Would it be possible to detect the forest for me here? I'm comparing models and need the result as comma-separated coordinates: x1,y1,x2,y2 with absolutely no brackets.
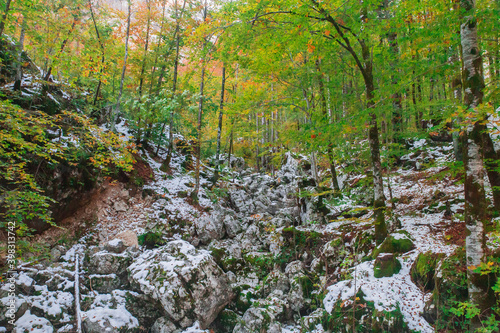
0,0,500,332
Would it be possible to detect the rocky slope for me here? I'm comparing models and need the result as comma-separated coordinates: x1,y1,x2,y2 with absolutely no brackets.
1,127,478,333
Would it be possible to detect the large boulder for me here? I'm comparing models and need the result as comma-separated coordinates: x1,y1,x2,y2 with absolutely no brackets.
82,307,139,333
232,291,287,333
128,240,234,329
85,249,133,276
194,210,226,244
151,317,178,333
28,285,74,323
410,251,445,292
13,311,54,333
115,230,139,248
371,231,415,259
81,290,147,333
373,253,401,278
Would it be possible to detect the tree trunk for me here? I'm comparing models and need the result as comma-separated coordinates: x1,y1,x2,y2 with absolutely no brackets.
451,47,463,162
13,18,26,91
388,32,402,143
460,0,490,325
44,18,78,82
228,121,234,167
256,112,260,172
316,59,339,190
213,66,226,183
482,135,500,211
363,44,387,245
327,146,340,191
111,0,131,132
192,64,205,203
89,0,105,106
144,0,167,142
307,0,386,241
160,0,185,163
191,1,208,203
0,0,12,40
136,0,151,143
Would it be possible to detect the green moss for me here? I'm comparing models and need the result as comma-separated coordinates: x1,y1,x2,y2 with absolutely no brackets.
296,274,314,294
210,309,240,333
278,226,324,267
211,246,245,272
372,233,415,259
138,231,166,248
231,286,254,314
410,251,444,291
243,252,274,278
374,255,402,278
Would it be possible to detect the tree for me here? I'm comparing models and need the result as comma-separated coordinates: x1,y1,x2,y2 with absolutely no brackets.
459,0,491,326
213,65,226,183
111,0,132,132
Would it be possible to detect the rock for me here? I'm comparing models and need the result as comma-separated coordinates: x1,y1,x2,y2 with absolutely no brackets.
115,230,139,248
223,215,242,238
211,309,240,333
232,307,274,333
114,200,128,212
262,270,289,296
85,274,121,294
50,246,65,262
287,276,306,313
422,297,437,324
13,311,54,333
82,307,139,333
410,251,445,292
33,267,73,292
372,231,415,259
29,285,74,322
239,225,264,252
285,260,304,277
210,245,244,272
322,238,346,269
233,291,286,333
129,240,234,329
86,250,132,276
310,257,323,273
374,253,401,278
104,238,126,253
267,323,283,333
0,296,27,325
151,317,178,333
301,309,327,331
125,291,164,328
195,213,225,244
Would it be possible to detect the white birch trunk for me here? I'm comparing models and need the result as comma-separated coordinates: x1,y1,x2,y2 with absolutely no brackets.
461,0,489,322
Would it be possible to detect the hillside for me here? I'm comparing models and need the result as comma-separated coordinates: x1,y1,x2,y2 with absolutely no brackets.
1,123,490,332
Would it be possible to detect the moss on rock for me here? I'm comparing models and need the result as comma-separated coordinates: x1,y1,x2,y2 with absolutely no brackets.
410,251,444,292
210,309,240,333
372,232,415,259
374,253,401,278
